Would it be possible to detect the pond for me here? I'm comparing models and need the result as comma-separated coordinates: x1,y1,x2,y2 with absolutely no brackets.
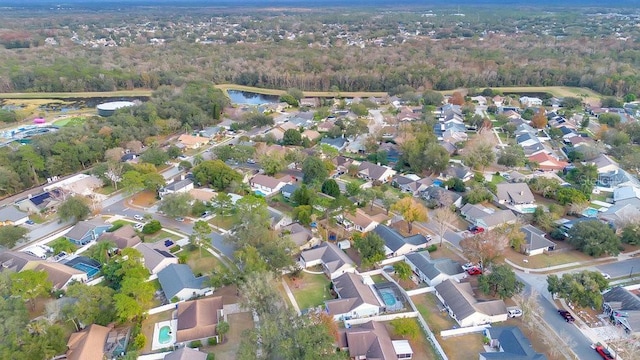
227,90,279,105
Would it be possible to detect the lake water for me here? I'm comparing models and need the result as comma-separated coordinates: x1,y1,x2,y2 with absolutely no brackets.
227,90,279,105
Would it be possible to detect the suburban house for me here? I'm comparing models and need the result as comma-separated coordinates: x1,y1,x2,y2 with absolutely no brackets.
199,126,223,138
175,296,225,343
0,205,29,226
65,219,111,246
281,222,318,250
66,324,113,360
434,279,508,327
133,242,179,274
320,137,349,151
66,324,129,360
440,165,473,183
35,262,87,290
603,286,640,336
496,183,535,212
157,264,213,301
325,272,382,321
520,225,556,256
250,174,292,197
404,252,464,287
44,174,103,198
17,189,65,214
460,204,517,230
265,127,285,141
599,204,640,228
280,183,299,200
480,326,547,360
589,154,640,189
299,241,356,279
519,96,543,107
392,174,432,196
159,179,194,199
421,186,463,208
0,251,41,272
527,152,568,171
357,161,397,183
341,209,381,233
613,186,640,208
99,225,142,249
373,224,429,257
177,134,208,149
164,347,208,360
338,320,413,360
301,129,321,141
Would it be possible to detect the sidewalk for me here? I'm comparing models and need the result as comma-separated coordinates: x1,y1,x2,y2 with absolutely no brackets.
506,249,640,274
281,279,301,315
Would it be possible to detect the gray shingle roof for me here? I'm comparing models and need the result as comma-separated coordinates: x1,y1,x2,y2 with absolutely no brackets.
164,347,208,360
405,252,463,281
0,206,28,222
496,183,535,204
325,272,381,315
66,219,109,242
373,225,427,252
435,279,507,322
521,225,555,252
157,264,208,300
301,242,354,273
482,326,547,360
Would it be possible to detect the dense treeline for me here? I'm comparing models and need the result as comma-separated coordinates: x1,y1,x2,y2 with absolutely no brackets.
0,82,228,197
0,9,639,96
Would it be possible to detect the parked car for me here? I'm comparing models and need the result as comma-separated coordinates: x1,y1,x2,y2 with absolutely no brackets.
25,220,35,225
558,310,575,322
134,223,144,230
467,267,482,275
468,226,485,234
461,263,475,271
246,159,256,164
175,217,185,222
594,345,615,359
201,211,211,218
133,215,144,221
508,308,523,318
600,273,611,280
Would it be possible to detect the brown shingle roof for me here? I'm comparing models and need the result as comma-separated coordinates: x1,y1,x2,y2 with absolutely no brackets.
66,324,112,360
99,225,141,249
340,321,396,360
176,296,223,342
35,262,85,290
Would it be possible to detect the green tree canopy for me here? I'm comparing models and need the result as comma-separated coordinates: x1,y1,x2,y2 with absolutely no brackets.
58,196,91,223
478,264,524,299
354,232,385,266
0,226,28,248
497,145,526,167
192,160,242,190
10,270,52,309
547,271,609,309
321,179,340,197
283,128,302,145
159,192,193,218
302,156,329,184
63,283,116,327
567,220,621,257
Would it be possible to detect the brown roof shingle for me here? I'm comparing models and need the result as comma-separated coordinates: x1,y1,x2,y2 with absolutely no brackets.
176,296,224,342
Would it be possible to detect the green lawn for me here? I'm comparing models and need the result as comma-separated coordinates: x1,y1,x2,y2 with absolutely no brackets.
184,245,221,275
142,229,182,243
286,273,332,310
412,293,456,332
95,185,117,195
209,214,236,230
52,116,86,127
490,174,506,185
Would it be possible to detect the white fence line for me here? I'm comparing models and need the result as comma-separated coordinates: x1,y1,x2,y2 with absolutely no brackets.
344,312,418,327
380,270,448,360
378,255,405,266
86,276,104,286
148,303,177,315
137,352,172,360
440,324,490,338
624,283,640,291
405,286,434,296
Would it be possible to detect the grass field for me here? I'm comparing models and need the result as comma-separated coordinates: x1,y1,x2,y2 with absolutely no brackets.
285,273,332,310
52,116,86,127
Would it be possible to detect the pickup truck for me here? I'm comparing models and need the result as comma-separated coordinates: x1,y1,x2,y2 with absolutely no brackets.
558,309,575,323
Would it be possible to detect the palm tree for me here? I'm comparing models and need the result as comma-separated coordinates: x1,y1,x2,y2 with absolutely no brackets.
217,321,230,343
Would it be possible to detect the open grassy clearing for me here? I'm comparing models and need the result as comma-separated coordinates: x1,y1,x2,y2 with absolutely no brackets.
502,247,597,269
285,272,332,310
411,293,456,333
383,320,438,360
204,311,254,360
0,90,153,99
130,190,159,207
438,333,486,360
183,245,221,275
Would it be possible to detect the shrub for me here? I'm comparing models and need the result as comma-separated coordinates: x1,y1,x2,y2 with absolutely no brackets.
132,333,146,350
171,296,180,303
207,354,216,360
208,337,218,346
142,220,162,234
107,223,124,232
178,253,188,264
169,245,182,253
189,340,202,348
427,244,438,253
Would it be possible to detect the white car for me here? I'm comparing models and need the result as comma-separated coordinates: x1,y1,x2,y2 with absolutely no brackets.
133,214,144,221
601,273,611,280
461,263,475,271
134,223,144,230
508,308,523,318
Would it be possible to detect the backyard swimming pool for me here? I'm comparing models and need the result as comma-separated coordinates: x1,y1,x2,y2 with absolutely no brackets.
582,207,599,217
158,326,173,345
381,291,397,306
71,262,100,278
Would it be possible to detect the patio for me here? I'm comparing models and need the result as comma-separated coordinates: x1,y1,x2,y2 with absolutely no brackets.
151,319,178,351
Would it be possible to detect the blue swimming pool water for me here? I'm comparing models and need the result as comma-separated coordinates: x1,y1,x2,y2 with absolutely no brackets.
72,262,100,278
158,326,172,344
583,207,599,217
381,291,397,306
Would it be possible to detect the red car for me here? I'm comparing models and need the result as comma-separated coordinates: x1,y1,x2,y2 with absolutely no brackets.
469,226,485,234
467,267,483,275
595,346,614,359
